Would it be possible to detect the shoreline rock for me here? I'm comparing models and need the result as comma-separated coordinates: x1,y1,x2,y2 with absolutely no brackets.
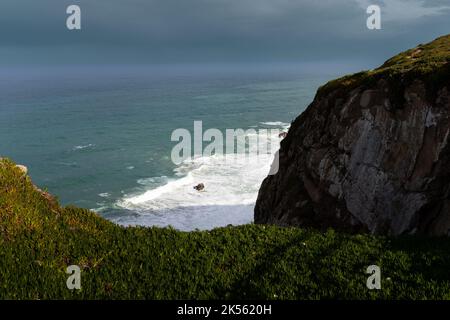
16,165,28,176
255,35,450,236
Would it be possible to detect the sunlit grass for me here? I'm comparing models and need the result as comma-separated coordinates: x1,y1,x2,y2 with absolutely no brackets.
1,158,450,299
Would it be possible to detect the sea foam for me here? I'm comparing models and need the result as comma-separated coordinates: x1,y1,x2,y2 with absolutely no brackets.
114,122,289,231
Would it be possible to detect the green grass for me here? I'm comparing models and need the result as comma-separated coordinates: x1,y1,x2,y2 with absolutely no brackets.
317,34,450,104
1,158,450,299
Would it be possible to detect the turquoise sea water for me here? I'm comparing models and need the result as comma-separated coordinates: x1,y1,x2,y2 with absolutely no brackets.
0,64,352,230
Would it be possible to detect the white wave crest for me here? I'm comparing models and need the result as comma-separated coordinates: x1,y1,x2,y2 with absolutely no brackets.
73,144,95,151
259,121,289,127
114,122,288,230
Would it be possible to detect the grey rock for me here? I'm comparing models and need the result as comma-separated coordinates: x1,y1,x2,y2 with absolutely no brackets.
255,48,450,236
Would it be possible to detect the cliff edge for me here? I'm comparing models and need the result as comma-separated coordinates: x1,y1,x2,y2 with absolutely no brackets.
255,35,450,236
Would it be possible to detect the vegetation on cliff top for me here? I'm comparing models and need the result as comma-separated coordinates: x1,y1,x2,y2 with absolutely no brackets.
317,34,450,99
1,158,450,299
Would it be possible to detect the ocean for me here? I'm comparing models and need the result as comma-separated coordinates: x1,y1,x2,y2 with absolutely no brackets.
0,64,352,230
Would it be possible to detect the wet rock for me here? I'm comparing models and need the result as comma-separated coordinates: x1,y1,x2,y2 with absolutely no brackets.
194,183,205,191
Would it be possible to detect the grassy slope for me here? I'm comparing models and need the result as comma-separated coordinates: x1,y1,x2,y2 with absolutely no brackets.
1,158,450,299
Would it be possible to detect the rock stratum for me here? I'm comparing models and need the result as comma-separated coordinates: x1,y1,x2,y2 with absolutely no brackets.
255,35,450,236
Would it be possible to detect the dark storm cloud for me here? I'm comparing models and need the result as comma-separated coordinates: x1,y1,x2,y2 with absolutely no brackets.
0,0,449,64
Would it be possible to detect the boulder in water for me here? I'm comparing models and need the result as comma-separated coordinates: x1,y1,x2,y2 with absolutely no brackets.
193,183,205,191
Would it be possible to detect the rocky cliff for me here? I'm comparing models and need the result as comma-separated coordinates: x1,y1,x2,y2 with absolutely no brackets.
255,35,450,236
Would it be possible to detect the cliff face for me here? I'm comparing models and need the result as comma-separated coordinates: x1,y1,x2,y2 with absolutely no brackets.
255,35,450,236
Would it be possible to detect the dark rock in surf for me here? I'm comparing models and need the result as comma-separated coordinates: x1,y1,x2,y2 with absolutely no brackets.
194,183,205,191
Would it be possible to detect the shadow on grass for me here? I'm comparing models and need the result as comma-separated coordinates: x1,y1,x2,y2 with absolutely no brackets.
387,235,450,282
217,229,348,299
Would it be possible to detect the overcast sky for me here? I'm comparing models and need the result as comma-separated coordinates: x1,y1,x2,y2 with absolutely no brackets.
0,0,449,67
